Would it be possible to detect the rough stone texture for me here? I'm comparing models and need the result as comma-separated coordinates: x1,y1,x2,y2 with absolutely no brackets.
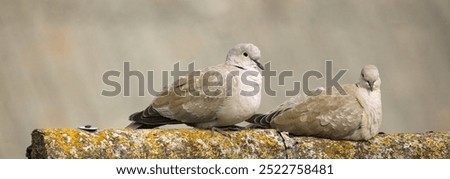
27,128,286,159
288,132,450,159
27,129,450,159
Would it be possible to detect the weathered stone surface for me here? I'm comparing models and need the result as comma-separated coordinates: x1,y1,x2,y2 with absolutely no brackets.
27,129,450,159
27,128,286,159
284,132,450,159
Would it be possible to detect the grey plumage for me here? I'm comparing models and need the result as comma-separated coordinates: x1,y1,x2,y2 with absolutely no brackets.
128,43,264,129
247,65,382,141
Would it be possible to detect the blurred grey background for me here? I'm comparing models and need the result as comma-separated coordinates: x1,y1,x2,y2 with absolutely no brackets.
1,0,450,158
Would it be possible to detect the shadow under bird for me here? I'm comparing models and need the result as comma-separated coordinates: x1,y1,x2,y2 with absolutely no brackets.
247,65,382,141
127,43,264,130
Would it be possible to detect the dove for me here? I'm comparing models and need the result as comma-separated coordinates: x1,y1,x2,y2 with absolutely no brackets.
127,43,264,130
247,65,382,141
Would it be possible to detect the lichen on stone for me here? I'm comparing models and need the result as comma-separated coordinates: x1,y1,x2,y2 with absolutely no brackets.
28,128,285,159
27,129,450,159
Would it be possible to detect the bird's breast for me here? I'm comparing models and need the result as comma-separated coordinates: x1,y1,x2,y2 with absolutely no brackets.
215,70,262,126
359,89,382,138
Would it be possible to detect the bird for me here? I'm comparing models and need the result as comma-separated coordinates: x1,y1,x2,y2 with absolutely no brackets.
247,65,382,141
127,43,264,131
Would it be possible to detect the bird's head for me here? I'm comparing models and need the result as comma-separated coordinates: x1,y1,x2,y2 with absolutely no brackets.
226,43,264,70
358,65,381,92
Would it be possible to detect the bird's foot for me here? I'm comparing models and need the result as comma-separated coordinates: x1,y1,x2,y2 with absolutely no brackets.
219,125,247,131
245,124,269,129
210,125,246,137
210,127,231,137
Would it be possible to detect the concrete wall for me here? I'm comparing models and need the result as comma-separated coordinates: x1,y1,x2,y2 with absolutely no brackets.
1,0,450,158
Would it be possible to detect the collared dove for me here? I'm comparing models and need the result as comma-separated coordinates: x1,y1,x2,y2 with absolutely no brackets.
127,43,264,130
247,65,382,141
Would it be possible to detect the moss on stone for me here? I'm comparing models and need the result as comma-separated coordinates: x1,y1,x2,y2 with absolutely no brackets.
288,132,450,159
28,128,285,159
27,129,450,159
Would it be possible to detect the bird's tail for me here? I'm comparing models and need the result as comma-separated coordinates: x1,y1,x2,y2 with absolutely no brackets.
127,106,182,129
246,109,288,129
125,122,153,129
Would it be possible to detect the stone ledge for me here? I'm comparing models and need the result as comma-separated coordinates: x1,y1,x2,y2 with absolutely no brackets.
26,128,450,159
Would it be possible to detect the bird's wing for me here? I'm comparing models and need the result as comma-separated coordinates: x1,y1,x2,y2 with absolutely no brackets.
271,85,365,139
246,87,324,128
267,87,324,114
246,109,289,128
151,64,239,124
128,105,182,126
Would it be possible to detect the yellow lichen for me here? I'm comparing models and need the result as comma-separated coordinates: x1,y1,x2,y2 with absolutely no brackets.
28,129,450,159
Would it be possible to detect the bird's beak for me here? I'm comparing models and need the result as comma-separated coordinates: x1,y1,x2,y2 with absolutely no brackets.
369,81,374,92
254,59,264,70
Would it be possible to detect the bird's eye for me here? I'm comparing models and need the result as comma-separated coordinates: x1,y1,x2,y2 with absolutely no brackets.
243,52,248,57
361,73,365,78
